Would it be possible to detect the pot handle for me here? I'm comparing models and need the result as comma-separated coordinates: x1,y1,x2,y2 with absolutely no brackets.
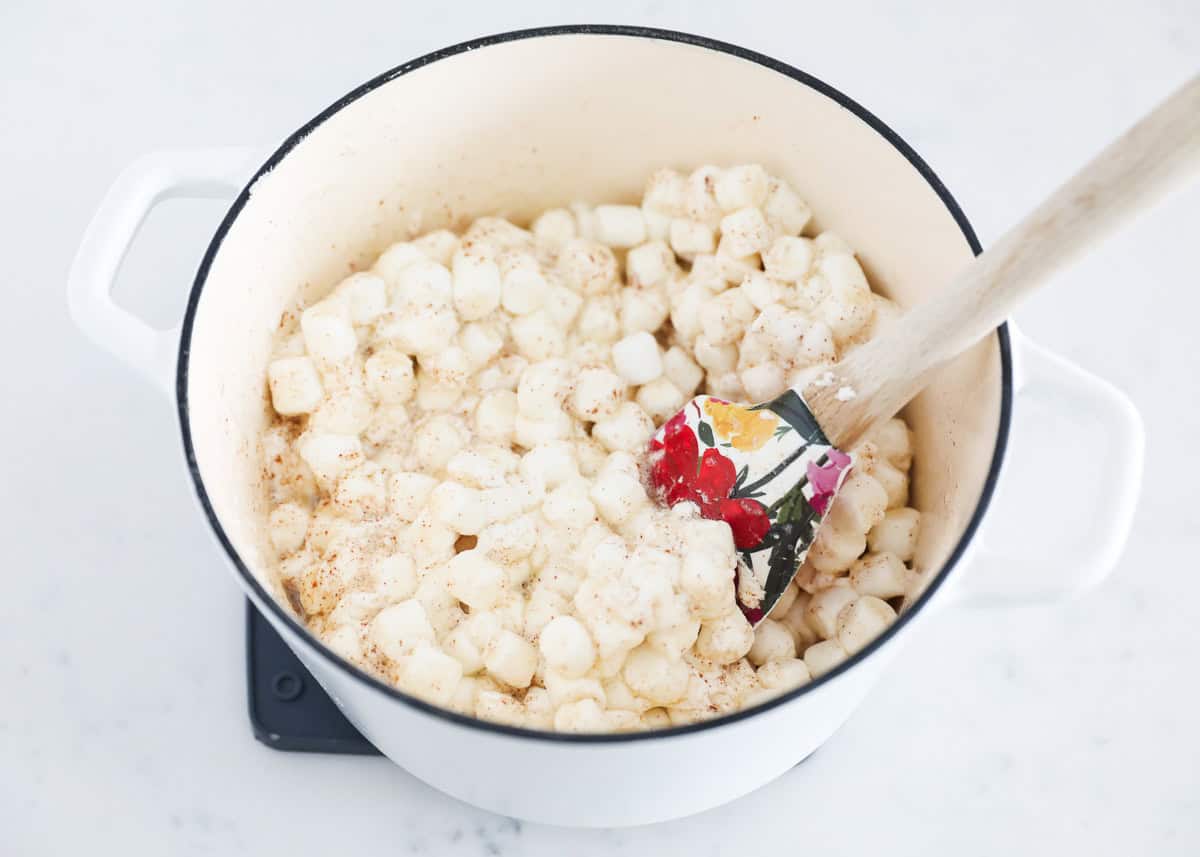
67,147,261,396
951,326,1144,606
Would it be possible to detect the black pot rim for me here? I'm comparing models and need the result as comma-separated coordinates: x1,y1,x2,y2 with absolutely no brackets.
177,24,1013,745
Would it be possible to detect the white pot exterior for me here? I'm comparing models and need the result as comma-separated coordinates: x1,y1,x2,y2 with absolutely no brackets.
69,27,1143,828
245,578,935,826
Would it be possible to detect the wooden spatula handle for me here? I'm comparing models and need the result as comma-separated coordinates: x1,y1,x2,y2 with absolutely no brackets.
808,73,1200,449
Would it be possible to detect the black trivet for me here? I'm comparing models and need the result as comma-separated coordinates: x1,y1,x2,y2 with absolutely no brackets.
246,602,381,754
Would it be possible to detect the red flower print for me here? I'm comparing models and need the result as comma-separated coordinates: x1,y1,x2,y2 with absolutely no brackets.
718,497,772,551
649,417,771,550
693,448,735,509
649,412,698,506
806,448,852,515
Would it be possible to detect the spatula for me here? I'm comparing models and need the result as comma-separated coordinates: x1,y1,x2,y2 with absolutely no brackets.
648,73,1200,623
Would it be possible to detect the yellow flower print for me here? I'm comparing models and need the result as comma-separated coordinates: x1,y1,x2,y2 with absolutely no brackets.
702,400,779,451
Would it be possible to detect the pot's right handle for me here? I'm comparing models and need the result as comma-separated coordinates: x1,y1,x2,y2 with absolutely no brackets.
951,326,1145,606
67,147,260,396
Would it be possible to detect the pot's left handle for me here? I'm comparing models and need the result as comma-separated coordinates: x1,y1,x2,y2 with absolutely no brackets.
67,147,262,396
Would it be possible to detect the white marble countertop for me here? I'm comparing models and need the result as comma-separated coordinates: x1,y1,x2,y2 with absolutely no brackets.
3,1,1198,853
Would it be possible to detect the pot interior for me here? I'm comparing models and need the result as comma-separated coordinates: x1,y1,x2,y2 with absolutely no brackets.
183,30,1004,638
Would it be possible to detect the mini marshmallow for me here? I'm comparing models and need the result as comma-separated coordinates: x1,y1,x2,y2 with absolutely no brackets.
541,284,584,328
662,346,704,396
446,549,508,611
462,216,532,253
837,595,896,655
611,332,663,385
268,357,324,415
747,619,798,666
762,236,815,282
569,366,625,421
591,402,655,453
364,349,415,403
370,600,436,662
539,615,596,679
510,311,566,361
714,164,770,212
740,362,786,401
635,377,685,423
300,305,357,367
558,239,618,295
399,644,463,706
693,336,739,375
516,359,572,417
668,283,710,345
374,553,418,602
484,629,538,689
803,639,848,678
643,168,687,216
388,471,438,521
268,503,310,555
695,610,755,665
373,241,427,288
625,240,675,289
519,443,580,492
452,248,502,320
513,410,573,448
412,414,470,473
669,219,716,259
334,272,388,325
684,166,724,228
542,481,598,535
867,508,921,561
755,657,811,694
619,288,670,335
576,295,622,344
531,208,577,252
622,645,689,705
474,390,518,444
296,432,363,491
763,178,813,237
429,481,487,535
458,322,505,368
592,205,647,248
806,586,859,639
699,287,756,346
717,207,773,258
498,251,548,315
589,467,649,527
740,272,785,311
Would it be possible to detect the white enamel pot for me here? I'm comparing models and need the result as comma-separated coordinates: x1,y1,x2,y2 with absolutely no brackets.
67,26,1144,828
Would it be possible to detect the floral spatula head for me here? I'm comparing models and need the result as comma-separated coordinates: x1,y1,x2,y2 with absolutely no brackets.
648,71,1200,622
647,390,853,624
